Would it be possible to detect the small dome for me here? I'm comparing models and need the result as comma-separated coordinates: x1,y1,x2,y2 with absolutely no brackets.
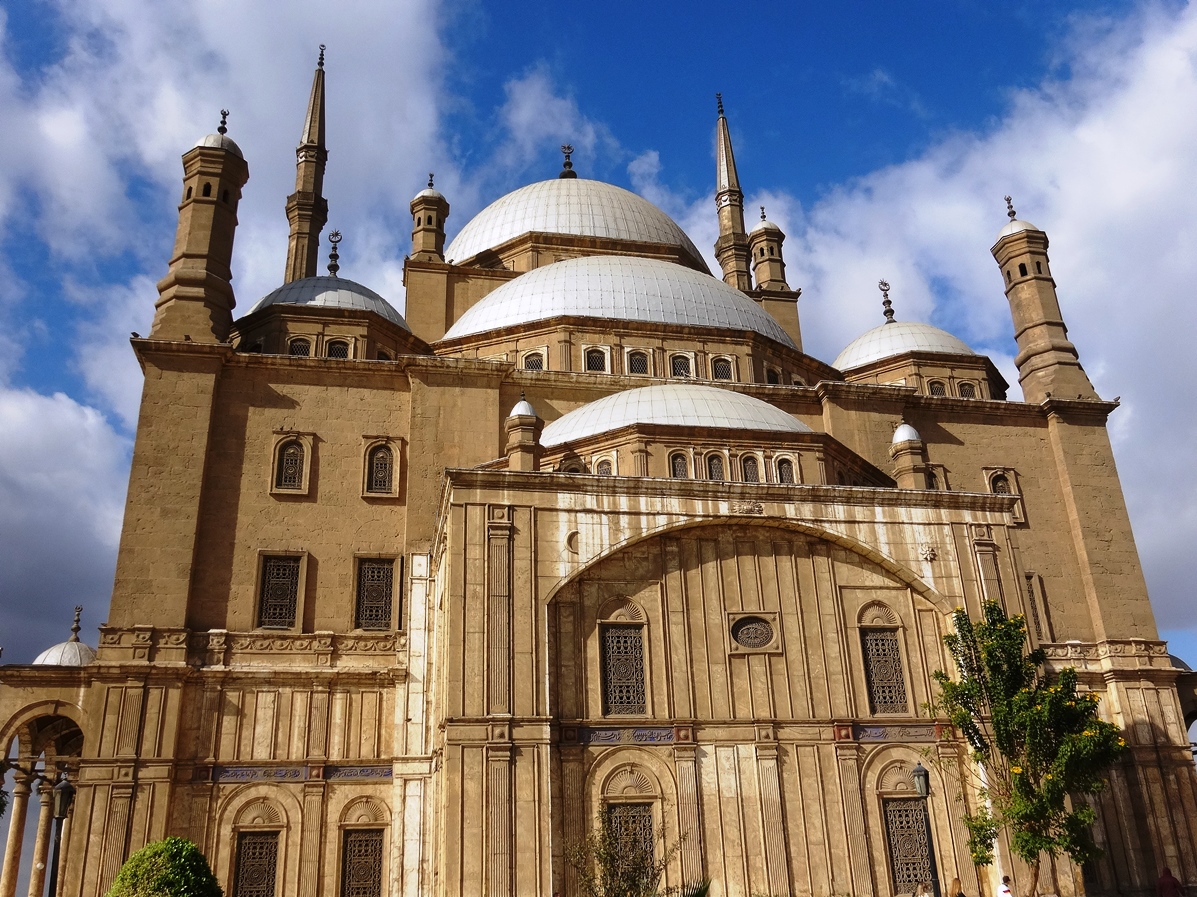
414,187,445,202
445,178,707,270
541,383,812,448
509,398,537,418
834,321,974,371
442,255,797,347
997,218,1039,239
245,276,409,329
193,132,244,159
750,217,782,235
32,640,96,667
892,423,922,444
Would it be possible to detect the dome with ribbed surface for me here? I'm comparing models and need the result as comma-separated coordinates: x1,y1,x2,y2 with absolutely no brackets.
194,132,243,158
834,321,974,371
245,276,409,329
445,179,707,269
32,640,96,666
441,255,797,347
541,383,811,447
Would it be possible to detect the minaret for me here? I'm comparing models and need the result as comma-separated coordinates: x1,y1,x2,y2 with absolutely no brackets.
713,94,752,292
151,110,250,342
410,173,450,262
748,206,789,290
284,45,329,283
991,197,1097,403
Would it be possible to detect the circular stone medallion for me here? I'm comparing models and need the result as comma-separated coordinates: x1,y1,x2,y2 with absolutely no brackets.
731,616,775,649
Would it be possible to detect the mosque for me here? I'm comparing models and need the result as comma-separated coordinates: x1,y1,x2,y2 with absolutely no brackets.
1,51,1195,897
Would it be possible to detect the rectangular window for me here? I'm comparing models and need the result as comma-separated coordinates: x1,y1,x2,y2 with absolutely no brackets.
862,628,909,714
258,556,300,629
883,798,933,895
234,831,279,897
356,559,394,630
340,829,385,897
601,624,646,714
607,803,654,863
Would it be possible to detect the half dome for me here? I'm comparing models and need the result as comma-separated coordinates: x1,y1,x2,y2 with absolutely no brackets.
445,179,706,269
441,255,797,347
541,383,812,448
834,321,974,371
245,276,409,329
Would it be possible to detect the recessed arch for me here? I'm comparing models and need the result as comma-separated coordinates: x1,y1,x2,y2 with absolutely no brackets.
859,600,902,628
597,597,646,623
340,796,389,825
235,798,283,827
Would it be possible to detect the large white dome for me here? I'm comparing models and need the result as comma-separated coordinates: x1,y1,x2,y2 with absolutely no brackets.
833,321,974,371
540,383,812,447
245,276,409,329
445,179,707,269
441,255,797,347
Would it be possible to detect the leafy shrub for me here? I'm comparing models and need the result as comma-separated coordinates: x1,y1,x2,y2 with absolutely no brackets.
104,837,222,897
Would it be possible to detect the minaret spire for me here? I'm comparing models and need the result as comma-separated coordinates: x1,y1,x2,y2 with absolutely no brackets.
284,45,329,283
714,93,752,292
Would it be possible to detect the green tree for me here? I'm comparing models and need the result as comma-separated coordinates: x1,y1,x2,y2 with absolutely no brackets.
933,601,1126,897
566,812,708,897
104,836,222,897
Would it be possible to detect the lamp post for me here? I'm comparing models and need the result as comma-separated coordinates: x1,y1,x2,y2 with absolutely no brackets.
911,762,942,897
46,772,75,897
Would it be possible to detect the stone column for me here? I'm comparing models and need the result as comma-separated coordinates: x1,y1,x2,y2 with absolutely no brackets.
0,775,32,897
298,782,326,897
52,810,73,897
487,743,513,897
26,783,52,897
674,745,705,887
835,743,875,897
755,742,790,897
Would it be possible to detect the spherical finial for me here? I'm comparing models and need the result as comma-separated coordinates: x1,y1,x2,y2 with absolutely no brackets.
879,279,895,323
428,172,435,189
559,144,576,179
218,109,229,136
318,44,326,69
69,606,82,643
1005,195,1017,221
716,92,725,116
760,206,767,221
327,230,342,276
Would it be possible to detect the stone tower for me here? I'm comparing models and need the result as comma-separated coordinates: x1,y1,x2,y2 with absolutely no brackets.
713,94,752,291
284,46,329,283
748,207,789,290
410,174,450,262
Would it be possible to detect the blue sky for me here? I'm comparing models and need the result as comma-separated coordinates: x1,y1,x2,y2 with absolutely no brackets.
0,0,1195,688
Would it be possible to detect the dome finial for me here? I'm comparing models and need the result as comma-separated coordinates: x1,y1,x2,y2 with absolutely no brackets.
760,206,767,221
428,172,435,189
327,230,342,276
318,44,326,69
559,144,577,179
69,606,82,643
716,92,725,116
1005,195,1017,221
217,109,229,136
879,279,895,323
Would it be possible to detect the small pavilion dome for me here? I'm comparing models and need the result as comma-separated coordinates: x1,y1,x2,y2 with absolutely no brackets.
508,397,538,418
540,383,812,448
892,423,922,444
245,276,410,329
749,216,782,236
996,218,1039,239
194,132,243,159
834,321,974,371
445,178,707,269
414,187,445,201
442,255,797,347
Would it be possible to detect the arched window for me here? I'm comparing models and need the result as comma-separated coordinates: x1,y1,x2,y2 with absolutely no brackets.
1018,262,1028,277
585,348,607,372
288,338,311,357
670,355,691,378
861,626,909,714
926,468,939,490
766,368,781,385
596,459,613,476
706,454,724,481
202,182,212,197
768,246,775,256
669,453,688,478
185,186,192,200
325,340,350,359
222,189,229,203
377,350,392,361
523,353,544,371
777,458,796,484
990,473,1011,494
627,351,649,375
958,381,977,398
275,441,305,490
366,446,394,494
711,358,733,380
1005,269,1011,282
928,380,947,396
741,456,760,483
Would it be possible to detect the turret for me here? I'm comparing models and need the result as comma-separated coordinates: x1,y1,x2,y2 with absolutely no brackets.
748,207,788,290
284,46,329,283
991,197,1097,403
410,173,449,262
505,394,543,472
713,94,752,292
889,422,931,490
151,111,250,342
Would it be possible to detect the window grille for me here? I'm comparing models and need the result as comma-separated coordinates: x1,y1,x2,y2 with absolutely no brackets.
340,829,384,897
627,352,649,375
326,340,350,359
258,556,300,628
596,459,613,476
991,474,1010,494
602,624,646,714
275,441,305,490
958,381,977,398
926,469,939,490
670,355,691,378
289,339,311,357
234,831,279,897
366,446,393,494
712,358,733,380
670,454,688,478
523,353,544,371
731,616,774,648
607,803,654,864
777,458,795,484
862,628,908,714
355,560,394,630
706,455,724,480
741,456,760,483
586,349,607,372
766,368,781,385
928,381,947,396
883,798,933,895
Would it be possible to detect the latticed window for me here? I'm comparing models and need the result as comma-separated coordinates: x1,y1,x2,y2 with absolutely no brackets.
596,459,613,476
602,625,646,714
670,355,691,378
991,473,1011,494
326,340,350,359
275,441,305,490
958,381,977,398
883,798,933,895
777,458,796,484
340,829,384,897
766,368,781,385
928,381,947,396
741,456,760,483
627,351,649,375
712,358,733,380
355,560,394,630
607,803,654,864
586,349,607,372
523,353,544,371
862,628,909,714
288,339,311,357
258,556,300,629
706,455,724,480
670,453,688,478
366,446,393,494
234,831,279,897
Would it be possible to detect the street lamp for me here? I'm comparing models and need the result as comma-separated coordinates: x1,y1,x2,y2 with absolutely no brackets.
910,763,941,897
46,772,75,897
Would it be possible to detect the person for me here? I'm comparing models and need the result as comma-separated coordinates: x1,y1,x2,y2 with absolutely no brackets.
914,883,932,897
1157,868,1186,897
998,875,1013,897
949,876,966,897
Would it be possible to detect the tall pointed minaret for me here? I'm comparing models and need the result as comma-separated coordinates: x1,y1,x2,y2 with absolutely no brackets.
284,45,329,283
714,94,752,292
